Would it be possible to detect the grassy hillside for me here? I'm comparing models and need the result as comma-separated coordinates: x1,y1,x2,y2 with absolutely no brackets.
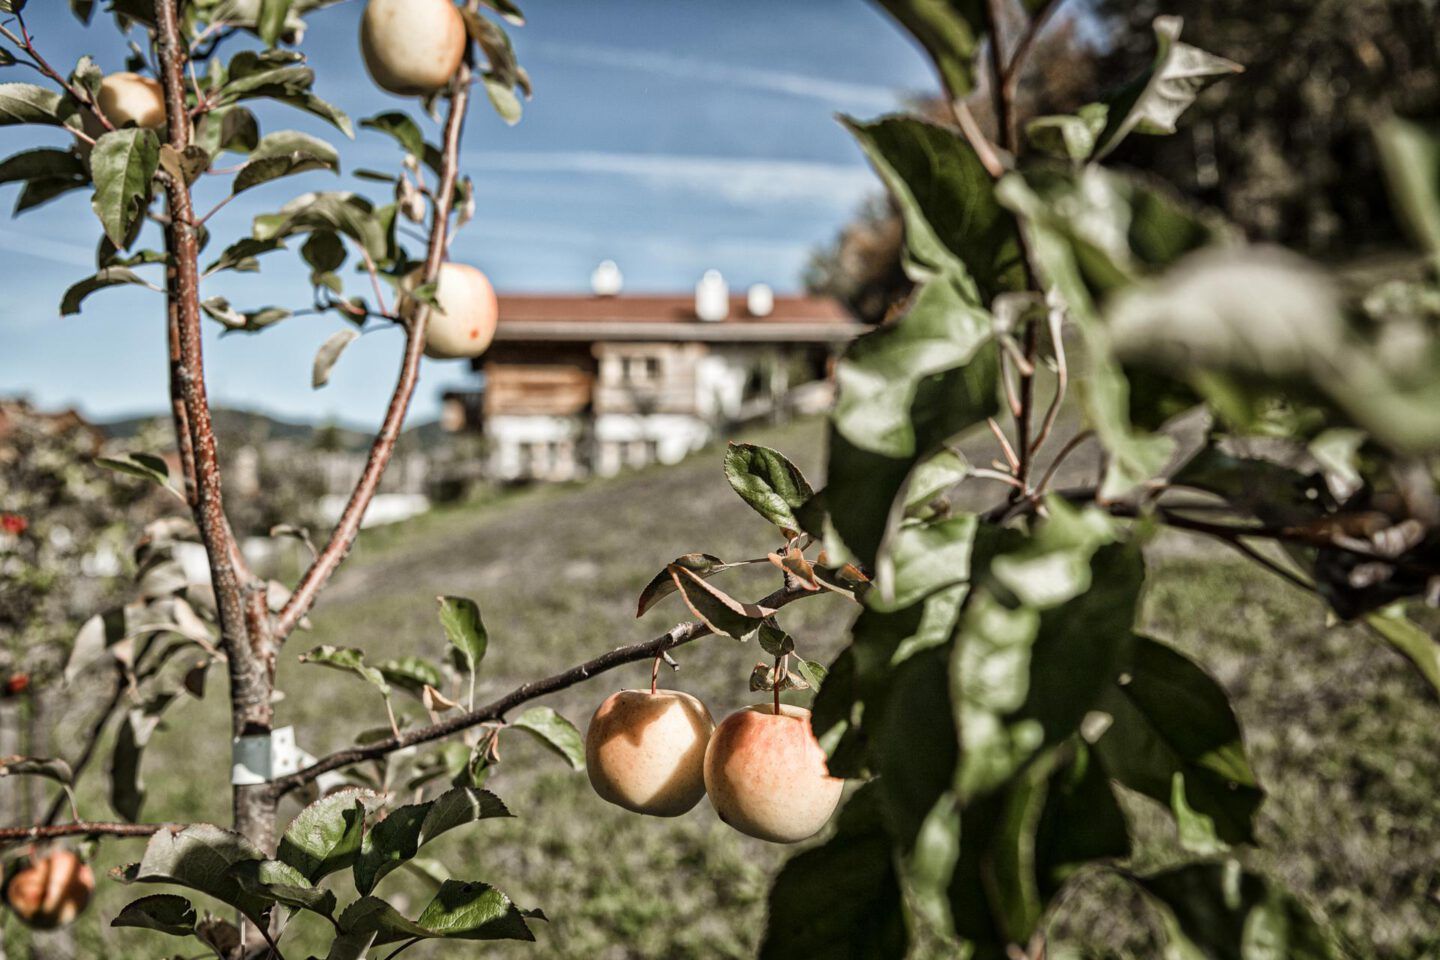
11,416,1440,960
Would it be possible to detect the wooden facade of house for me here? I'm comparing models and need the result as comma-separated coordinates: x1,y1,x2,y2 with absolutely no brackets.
442,291,863,482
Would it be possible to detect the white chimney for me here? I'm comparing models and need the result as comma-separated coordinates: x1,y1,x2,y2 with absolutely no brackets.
695,269,729,322
746,283,774,318
591,260,623,297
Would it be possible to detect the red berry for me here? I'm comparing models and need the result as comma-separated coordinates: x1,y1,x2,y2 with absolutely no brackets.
4,674,29,696
0,514,27,536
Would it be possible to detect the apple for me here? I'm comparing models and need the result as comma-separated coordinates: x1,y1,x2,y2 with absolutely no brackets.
585,689,715,817
95,72,167,130
3,850,94,930
400,262,500,359
360,0,468,97
703,704,843,843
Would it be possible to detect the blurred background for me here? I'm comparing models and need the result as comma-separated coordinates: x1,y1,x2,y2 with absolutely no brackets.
3,0,1440,958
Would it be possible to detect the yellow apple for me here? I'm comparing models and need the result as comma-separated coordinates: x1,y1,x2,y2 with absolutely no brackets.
585,689,716,817
3,850,95,930
360,0,468,97
400,262,500,359
95,72,166,129
703,704,844,843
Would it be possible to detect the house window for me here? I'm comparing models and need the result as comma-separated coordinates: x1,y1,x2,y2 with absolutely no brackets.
622,355,661,385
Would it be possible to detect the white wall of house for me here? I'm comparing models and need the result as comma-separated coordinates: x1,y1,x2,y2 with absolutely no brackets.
592,413,710,476
487,414,586,481
695,349,754,420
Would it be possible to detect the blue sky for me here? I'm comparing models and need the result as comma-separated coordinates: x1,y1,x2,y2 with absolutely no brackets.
0,0,935,425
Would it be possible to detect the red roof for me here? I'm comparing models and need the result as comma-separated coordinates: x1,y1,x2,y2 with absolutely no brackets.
495,293,853,325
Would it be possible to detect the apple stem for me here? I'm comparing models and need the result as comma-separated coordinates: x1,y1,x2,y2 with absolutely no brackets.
773,654,783,714
650,654,661,695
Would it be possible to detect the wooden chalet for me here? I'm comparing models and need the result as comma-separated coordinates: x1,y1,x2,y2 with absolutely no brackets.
441,275,862,481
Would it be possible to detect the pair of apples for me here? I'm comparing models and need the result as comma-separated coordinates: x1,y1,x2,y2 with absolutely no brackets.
585,690,844,844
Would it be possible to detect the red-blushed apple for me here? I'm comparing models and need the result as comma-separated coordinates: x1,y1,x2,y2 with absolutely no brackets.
94,72,167,129
360,0,468,97
703,704,843,843
399,262,500,359
585,689,716,817
3,850,94,930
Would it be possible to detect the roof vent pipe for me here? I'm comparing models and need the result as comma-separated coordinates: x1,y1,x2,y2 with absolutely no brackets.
695,269,729,322
747,283,774,317
591,260,623,297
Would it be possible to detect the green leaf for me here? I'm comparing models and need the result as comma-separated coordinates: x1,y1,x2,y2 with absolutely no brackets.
62,268,153,316
758,780,908,960
1364,606,1440,697
0,82,64,125
233,131,339,194
510,707,585,770
723,443,815,535
406,881,540,942
298,644,391,697
158,144,211,186
110,699,173,821
277,788,376,882
252,191,385,260
312,328,359,388
258,0,294,46
90,127,160,250
954,540,1143,801
194,105,260,157
1095,636,1263,852
1134,861,1338,960
437,596,488,674
0,756,74,785
635,553,727,617
871,0,984,99
376,656,444,697
482,74,523,124
204,236,286,276
338,896,432,942
873,513,977,613
1032,740,1131,898
201,297,293,332
133,823,271,926
361,111,429,159
903,448,970,516
842,114,1024,298
826,276,999,565
229,858,337,919
669,564,772,639
351,782,509,898
1026,103,1109,162
1094,16,1243,161
0,148,85,184
1376,116,1440,268
14,175,88,214
989,498,1121,608
111,894,197,937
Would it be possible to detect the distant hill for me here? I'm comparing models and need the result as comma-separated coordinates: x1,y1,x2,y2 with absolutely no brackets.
98,407,448,453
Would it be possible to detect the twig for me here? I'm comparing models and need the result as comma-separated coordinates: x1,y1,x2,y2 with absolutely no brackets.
987,418,1021,473
0,16,114,134
1032,430,1092,498
973,467,1028,490
1208,535,1317,592
999,0,1065,154
952,99,1006,178
274,48,475,642
0,822,170,843
1029,296,1068,457
271,584,819,796
984,0,1010,153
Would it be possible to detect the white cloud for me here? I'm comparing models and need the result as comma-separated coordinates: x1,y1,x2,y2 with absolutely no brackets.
462,150,878,209
535,40,901,112
0,229,95,269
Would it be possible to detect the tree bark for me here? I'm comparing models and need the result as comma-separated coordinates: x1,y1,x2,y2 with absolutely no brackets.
153,0,278,862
